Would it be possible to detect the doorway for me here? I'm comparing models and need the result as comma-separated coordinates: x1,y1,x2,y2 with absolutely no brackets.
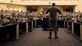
63,6,74,13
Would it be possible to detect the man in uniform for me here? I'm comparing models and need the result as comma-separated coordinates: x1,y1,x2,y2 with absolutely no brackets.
46,3,62,39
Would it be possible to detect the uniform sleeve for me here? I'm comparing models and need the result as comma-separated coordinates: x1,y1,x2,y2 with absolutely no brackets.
56,8,62,14
45,9,49,14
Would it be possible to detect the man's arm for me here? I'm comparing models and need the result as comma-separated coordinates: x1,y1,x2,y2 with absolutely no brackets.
45,9,49,14
56,8,62,14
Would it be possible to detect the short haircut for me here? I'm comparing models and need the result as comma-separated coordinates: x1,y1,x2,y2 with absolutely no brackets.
52,3,55,6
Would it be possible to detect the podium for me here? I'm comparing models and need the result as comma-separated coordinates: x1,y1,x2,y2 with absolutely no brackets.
42,18,49,30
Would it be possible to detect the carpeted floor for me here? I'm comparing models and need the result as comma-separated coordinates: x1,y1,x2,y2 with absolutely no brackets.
0,28,82,46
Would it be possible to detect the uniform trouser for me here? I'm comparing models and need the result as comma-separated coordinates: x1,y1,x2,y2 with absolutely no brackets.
49,20,58,37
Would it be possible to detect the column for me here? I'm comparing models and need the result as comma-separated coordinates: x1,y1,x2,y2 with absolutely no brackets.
26,22,28,33
80,24,82,40
16,24,19,40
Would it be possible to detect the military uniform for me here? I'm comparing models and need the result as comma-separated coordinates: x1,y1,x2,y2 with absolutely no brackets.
46,7,61,38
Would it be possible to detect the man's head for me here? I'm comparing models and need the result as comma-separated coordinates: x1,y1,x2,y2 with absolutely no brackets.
52,3,55,6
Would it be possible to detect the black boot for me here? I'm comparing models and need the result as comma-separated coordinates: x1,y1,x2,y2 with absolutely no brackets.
48,36,52,39
55,37,59,39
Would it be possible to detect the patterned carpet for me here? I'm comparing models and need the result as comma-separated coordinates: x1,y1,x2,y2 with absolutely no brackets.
0,28,82,46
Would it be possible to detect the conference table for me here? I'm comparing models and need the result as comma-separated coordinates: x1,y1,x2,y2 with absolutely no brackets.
65,20,82,40
0,21,28,40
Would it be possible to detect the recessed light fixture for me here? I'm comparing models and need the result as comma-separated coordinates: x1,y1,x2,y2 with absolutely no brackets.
49,2,51,4
11,0,13,3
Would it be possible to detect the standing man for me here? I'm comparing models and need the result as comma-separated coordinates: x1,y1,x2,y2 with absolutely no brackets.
45,3,62,39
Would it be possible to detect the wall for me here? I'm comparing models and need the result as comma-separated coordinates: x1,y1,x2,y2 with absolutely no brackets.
14,1,78,6
6,4,27,12
0,0,78,5
0,3,27,12
75,0,82,12
0,0,10,3
37,7,43,12
0,0,81,12
0,3,7,10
